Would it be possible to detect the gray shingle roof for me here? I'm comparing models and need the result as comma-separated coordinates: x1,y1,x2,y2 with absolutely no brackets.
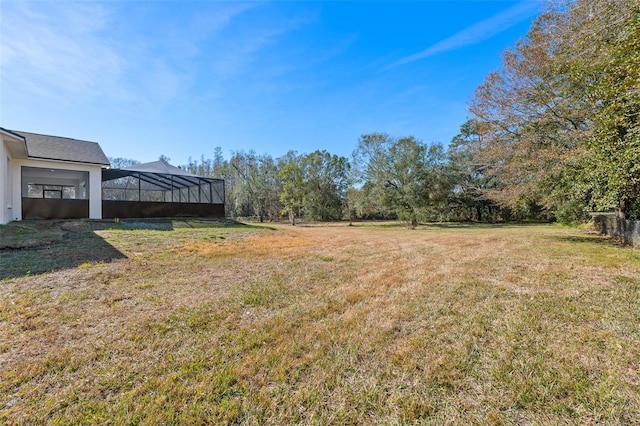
0,127,26,141
11,130,110,166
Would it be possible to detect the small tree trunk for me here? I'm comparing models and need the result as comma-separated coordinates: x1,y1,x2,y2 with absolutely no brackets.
616,200,627,220
408,210,418,229
289,211,296,226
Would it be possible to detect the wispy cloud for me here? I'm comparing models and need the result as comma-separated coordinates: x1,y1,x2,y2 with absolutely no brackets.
389,0,541,68
191,2,258,39
0,1,264,108
0,1,310,111
1,2,122,100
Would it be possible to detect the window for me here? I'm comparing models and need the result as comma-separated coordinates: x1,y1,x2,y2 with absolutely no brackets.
63,186,76,199
27,184,77,199
27,184,44,198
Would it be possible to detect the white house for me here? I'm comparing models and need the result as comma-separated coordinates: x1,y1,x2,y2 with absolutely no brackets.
1,128,226,224
0,128,110,224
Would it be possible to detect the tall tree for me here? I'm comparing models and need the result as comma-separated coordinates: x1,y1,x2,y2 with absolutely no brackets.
300,150,350,221
573,0,640,218
468,0,640,221
446,121,503,221
354,133,447,228
108,157,140,168
278,151,304,225
226,151,281,221
469,11,588,216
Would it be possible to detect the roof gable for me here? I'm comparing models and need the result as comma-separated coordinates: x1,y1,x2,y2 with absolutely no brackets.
11,130,110,166
0,127,28,158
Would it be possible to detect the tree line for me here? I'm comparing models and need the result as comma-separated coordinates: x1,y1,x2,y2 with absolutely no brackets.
179,133,516,227
113,0,638,226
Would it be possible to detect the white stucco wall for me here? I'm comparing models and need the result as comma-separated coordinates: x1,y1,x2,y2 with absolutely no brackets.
1,135,22,224
11,159,103,221
1,137,10,224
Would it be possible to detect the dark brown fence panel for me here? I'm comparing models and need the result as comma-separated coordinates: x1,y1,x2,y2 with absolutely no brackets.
102,201,224,219
22,198,89,220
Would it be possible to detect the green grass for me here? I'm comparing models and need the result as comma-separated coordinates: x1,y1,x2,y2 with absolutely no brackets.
0,218,264,279
1,220,639,424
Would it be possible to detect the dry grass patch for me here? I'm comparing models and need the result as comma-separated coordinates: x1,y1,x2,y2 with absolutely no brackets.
1,221,640,424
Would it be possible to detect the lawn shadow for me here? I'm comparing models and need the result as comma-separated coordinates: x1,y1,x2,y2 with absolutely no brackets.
421,221,552,230
298,220,554,230
0,220,141,279
173,217,277,231
547,233,624,247
0,218,270,279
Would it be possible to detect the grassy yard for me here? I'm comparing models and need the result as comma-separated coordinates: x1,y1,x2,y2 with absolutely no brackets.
1,220,639,424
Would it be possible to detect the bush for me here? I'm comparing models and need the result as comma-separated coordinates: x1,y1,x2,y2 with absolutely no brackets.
554,202,588,225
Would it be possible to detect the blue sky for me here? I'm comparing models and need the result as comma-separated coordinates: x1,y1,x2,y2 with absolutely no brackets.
1,0,541,166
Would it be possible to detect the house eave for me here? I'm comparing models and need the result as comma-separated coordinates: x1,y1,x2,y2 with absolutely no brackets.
1,128,28,159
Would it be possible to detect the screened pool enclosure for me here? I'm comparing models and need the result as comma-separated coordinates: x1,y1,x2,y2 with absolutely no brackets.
101,160,224,219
